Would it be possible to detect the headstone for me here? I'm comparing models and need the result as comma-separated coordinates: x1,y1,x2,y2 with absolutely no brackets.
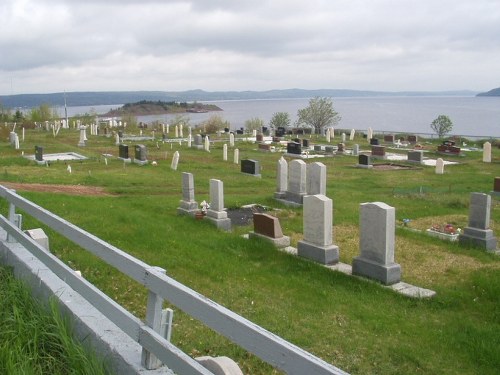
302,139,310,148
483,141,491,163
119,144,129,159
407,135,418,144
325,146,335,154
314,145,322,152
494,177,500,193
187,134,192,148
204,135,210,152
35,146,44,161
78,126,86,146
370,138,379,146
350,129,355,141
171,151,179,170
407,150,424,164
306,162,326,195
241,159,261,177
252,129,257,137
325,128,331,143
352,202,402,285
337,143,345,154
287,142,302,155
297,195,339,264
435,158,444,174
341,133,346,142
459,193,497,251
115,133,120,145
205,179,231,231
177,172,198,216
384,134,395,143
367,127,373,141
276,127,285,137
274,156,288,199
194,134,203,149
233,149,239,164
437,140,461,155
223,144,228,161
371,145,386,159
357,154,373,169
135,144,147,161
175,125,179,138
258,143,272,151
229,133,235,147
249,213,290,248
256,134,264,142
13,134,19,150
352,144,360,156
285,159,307,204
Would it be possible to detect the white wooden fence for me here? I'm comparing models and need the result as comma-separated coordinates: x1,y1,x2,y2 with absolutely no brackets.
0,185,347,375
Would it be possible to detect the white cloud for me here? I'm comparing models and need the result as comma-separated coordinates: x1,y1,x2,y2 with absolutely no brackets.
1,0,499,94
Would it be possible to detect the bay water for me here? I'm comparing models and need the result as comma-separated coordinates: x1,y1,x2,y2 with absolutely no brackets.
65,96,500,138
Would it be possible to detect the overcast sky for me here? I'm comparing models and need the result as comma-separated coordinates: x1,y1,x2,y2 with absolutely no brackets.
1,0,499,95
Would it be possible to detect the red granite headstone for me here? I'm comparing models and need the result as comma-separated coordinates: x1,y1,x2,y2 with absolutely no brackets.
494,177,500,192
253,213,283,238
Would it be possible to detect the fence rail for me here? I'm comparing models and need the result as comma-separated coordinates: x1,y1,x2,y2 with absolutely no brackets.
0,185,347,375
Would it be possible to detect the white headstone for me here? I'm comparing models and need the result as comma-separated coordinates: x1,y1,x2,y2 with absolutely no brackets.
223,144,228,161
350,129,355,140
306,162,327,195
435,158,444,174
171,151,179,170
234,148,239,164
115,133,120,145
288,159,307,195
252,129,257,137
67,165,72,174
175,125,179,138
341,133,346,142
179,124,184,138
326,128,331,143
276,156,288,195
483,141,491,163
367,127,373,141
187,134,192,148
229,132,235,147
204,135,210,152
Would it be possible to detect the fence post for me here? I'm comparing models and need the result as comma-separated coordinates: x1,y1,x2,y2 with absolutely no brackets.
7,189,22,243
141,266,167,369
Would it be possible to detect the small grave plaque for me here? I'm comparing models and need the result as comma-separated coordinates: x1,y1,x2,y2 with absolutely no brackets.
241,159,261,177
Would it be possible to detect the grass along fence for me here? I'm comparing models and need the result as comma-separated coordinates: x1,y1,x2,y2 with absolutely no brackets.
0,185,347,375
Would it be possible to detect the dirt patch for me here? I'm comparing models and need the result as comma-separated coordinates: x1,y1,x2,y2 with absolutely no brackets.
226,204,272,226
372,163,420,170
0,182,114,196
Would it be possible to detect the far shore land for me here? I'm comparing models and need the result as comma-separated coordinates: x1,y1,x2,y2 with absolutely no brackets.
102,100,222,117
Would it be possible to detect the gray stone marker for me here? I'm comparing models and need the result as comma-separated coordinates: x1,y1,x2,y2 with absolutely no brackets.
352,144,359,156
459,193,497,251
274,156,288,199
249,213,290,248
357,154,372,169
35,145,44,162
483,141,491,163
285,159,307,204
297,195,339,264
352,202,402,285
407,150,423,164
134,144,148,165
435,158,444,174
194,134,204,149
241,159,261,177
206,179,231,231
171,151,179,170
177,172,198,216
306,162,326,196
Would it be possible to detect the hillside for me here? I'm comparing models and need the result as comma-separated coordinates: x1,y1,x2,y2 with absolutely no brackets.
0,88,478,108
477,87,500,97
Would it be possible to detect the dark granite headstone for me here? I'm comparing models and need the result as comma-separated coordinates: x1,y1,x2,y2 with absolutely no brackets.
276,127,286,137
325,146,335,153
236,130,244,135
35,146,43,161
287,142,302,155
272,137,280,143
359,154,371,165
256,134,264,142
407,135,418,144
241,159,261,176
494,177,500,192
262,126,268,134
370,138,379,145
314,145,322,151
224,127,230,133
119,144,129,159
118,130,123,139
135,144,147,161
302,139,310,147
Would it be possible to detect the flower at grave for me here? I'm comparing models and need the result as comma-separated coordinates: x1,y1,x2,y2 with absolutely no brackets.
151,161,158,166
200,200,210,214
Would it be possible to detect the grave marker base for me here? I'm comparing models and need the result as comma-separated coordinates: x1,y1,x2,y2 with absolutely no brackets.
459,227,498,251
133,159,149,166
205,216,232,231
352,256,401,285
177,201,199,217
297,240,339,265
249,232,290,248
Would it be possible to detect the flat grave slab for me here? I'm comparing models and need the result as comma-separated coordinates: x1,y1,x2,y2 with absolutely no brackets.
25,152,88,161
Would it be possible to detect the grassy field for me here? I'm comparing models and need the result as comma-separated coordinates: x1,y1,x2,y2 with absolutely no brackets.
0,265,111,375
0,124,499,374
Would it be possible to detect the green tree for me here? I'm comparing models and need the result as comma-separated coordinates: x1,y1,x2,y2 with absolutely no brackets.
201,114,229,134
296,97,341,134
269,112,291,129
430,115,453,138
244,117,264,132
29,103,58,122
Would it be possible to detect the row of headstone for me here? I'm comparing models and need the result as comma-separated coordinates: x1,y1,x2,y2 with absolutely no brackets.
117,144,148,164
177,173,231,231
274,158,327,205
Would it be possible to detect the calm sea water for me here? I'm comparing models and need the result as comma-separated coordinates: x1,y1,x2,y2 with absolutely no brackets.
65,96,500,138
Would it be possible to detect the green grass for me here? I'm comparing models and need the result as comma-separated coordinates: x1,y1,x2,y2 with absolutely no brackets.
0,266,111,375
0,126,499,374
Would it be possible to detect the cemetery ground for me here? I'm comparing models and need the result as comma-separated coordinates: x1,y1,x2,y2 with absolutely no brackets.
0,126,499,375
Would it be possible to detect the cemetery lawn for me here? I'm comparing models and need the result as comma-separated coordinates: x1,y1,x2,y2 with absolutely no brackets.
0,126,499,375
0,265,111,374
